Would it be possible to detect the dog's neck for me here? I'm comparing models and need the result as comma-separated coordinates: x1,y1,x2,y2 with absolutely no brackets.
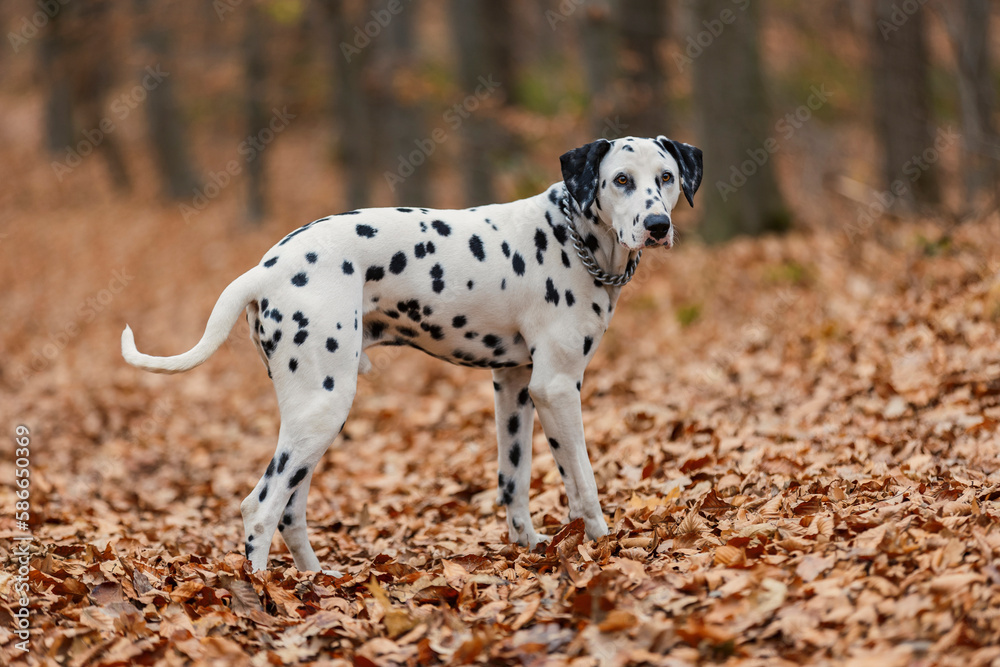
562,190,639,283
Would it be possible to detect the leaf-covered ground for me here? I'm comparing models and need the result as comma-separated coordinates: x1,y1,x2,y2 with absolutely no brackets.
2,116,1000,665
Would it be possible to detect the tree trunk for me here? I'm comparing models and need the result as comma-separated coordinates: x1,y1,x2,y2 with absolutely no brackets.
40,0,131,191
244,2,268,224
685,0,789,241
448,0,500,206
482,2,521,108
370,3,430,206
618,0,669,138
938,0,999,212
871,0,938,209
320,0,376,210
39,14,74,154
133,0,198,201
578,0,619,139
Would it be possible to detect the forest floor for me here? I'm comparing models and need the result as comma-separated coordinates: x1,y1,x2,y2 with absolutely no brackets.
2,104,1000,666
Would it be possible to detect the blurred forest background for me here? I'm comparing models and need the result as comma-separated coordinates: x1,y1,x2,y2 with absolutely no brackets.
4,1,1000,664
3,0,997,239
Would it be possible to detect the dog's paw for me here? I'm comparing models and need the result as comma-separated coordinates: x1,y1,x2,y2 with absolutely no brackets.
569,505,610,541
533,533,552,547
584,516,610,541
515,531,548,550
507,513,545,549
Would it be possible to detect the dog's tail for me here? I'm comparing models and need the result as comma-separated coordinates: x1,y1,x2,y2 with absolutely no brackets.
121,267,262,374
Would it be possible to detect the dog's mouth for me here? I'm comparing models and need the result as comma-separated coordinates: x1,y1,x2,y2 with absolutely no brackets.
642,237,673,249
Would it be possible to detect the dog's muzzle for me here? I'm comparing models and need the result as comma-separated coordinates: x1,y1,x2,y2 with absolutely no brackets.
643,214,672,246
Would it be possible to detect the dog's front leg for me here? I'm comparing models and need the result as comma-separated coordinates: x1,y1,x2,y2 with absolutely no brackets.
528,354,609,541
492,366,544,548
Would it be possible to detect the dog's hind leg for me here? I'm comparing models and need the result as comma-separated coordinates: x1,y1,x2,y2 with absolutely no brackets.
275,468,338,574
240,304,360,572
492,365,545,548
241,380,355,571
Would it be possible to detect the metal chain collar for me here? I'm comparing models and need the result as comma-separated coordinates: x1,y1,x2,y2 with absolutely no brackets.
559,195,641,287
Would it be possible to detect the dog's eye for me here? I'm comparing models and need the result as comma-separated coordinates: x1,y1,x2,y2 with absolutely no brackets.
662,172,673,183
615,174,629,186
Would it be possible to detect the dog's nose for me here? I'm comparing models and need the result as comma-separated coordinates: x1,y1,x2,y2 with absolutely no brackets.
644,214,671,240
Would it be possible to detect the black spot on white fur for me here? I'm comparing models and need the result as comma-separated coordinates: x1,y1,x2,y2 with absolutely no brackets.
498,473,514,505
518,388,531,406
389,252,407,274
507,414,520,436
469,235,486,261
534,229,547,264
430,264,445,293
289,467,307,488
545,279,559,305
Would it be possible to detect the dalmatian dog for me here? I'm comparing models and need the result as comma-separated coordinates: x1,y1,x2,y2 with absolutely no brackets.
122,135,702,572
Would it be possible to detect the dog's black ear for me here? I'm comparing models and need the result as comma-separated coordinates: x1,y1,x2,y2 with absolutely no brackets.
560,139,612,212
657,136,703,207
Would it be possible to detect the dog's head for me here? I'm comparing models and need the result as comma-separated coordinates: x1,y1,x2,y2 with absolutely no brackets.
560,136,702,250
